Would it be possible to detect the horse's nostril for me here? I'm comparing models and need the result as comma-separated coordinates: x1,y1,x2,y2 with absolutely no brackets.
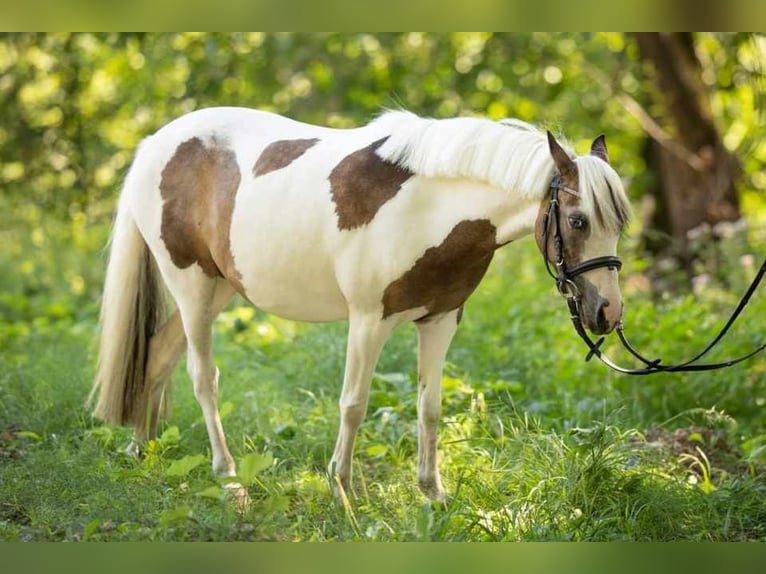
596,300,609,332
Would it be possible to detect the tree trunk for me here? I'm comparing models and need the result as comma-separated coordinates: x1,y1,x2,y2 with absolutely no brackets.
634,33,742,277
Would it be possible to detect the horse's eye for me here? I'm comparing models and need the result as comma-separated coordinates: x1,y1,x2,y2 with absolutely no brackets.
569,214,588,230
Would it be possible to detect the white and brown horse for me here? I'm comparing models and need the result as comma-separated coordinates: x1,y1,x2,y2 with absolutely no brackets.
89,108,631,502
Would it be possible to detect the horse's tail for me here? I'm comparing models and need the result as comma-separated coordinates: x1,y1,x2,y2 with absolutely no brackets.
89,181,166,429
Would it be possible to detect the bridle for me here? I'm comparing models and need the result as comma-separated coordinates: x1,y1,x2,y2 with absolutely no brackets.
541,173,766,375
541,173,622,298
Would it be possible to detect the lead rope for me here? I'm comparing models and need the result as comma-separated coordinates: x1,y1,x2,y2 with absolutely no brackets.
544,178,766,375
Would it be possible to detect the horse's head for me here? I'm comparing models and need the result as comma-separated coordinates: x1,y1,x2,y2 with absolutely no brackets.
535,132,631,335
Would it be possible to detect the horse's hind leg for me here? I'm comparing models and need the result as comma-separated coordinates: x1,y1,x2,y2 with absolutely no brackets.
415,308,460,502
330,314,393,496
143,311,186,438
170,278,239,481
125,309,186,457
128,281,234,453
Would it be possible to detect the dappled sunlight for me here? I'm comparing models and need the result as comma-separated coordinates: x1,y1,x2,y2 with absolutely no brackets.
217,304,301,346
2,32,766,541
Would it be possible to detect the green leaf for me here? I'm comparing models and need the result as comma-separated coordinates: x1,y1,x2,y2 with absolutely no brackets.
165,454,206,478
82,519,101,542
16,430,42,441
159,506,193,527
86,426,113,446
688,432,704,443
745,444,766,464
262,495,290,514
416,502,434,541
237,452,273,486
741,435,766,462
196,485,226,501
365,444,388,458
158,425,180,447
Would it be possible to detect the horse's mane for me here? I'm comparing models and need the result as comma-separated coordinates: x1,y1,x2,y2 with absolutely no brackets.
576,155,632,233
372,110,630,232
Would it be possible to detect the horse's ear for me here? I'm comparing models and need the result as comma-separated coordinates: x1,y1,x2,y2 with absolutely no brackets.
547,131,576,178
590,134,609,164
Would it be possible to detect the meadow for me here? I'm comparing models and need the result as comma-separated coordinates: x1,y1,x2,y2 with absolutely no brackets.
1,194,765,541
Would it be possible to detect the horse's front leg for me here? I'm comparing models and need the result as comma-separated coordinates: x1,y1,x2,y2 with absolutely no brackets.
329,313,392,497
415,308,461,503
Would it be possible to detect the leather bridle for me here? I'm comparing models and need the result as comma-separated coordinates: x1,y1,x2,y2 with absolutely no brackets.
541,173,766,375
541,173,622,298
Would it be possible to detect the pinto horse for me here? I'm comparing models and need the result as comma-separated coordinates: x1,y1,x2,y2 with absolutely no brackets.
89,108,631,502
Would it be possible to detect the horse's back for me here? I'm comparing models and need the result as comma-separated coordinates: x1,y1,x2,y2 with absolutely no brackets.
123,107,505,325
125,108,364,321
152,106,326,138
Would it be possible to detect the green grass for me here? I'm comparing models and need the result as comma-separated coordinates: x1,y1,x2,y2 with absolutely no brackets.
1,201,766,541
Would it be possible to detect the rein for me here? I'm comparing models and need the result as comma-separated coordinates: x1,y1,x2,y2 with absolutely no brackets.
542,174,766,375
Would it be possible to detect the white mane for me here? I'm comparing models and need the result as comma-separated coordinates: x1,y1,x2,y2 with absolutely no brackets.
372,110,631,231
373,110,554,201
575,155,632,233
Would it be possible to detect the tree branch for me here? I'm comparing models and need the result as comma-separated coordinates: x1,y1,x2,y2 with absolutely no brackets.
584,64,710,172
615,91,710,172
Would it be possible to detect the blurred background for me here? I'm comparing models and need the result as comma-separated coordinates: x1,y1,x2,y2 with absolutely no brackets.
1,31,765,348
2,32,766,542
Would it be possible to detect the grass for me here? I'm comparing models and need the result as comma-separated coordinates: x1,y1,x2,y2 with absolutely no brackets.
1,199,766,541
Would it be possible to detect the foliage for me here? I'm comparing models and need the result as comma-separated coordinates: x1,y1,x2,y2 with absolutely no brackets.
2,211,765,540
1,33,766,541
2,33,764,215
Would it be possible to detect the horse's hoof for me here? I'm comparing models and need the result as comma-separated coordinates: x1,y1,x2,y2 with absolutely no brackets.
331,474,354,505
125,440,141,459
223,481,250,512
418,478,448,504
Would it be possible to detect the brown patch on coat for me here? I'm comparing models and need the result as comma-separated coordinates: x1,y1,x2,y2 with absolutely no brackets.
383,219,497,320
329,137,413,230
253,138,319,177
159,137,246,295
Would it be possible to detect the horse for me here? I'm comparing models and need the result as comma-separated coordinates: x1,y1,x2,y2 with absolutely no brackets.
88,107,631,503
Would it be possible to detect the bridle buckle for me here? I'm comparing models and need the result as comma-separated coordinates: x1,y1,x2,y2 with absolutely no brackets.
557,277,581,299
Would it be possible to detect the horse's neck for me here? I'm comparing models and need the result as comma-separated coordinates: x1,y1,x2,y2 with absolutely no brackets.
409,174,541,247
412,176,542,247
492,199,542,246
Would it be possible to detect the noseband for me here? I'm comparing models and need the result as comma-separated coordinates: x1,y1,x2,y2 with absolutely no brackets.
541,172,766,375
540,173,622,298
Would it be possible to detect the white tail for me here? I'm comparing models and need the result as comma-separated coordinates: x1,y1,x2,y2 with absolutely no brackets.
89,191,166,429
